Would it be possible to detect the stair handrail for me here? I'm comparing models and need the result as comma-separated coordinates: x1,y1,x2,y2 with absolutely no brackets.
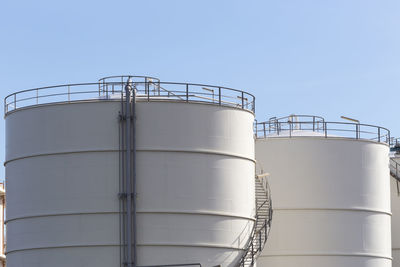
390,158,400,182
237,174,272,267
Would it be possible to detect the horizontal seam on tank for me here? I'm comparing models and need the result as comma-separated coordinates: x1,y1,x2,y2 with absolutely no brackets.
4,148,255,165
138,243,245,250
256,136,389,146
4,98,255,118
5,244,120,254
272,208,392,215
5,243,245,254
259,253,392,260
5,211,256,223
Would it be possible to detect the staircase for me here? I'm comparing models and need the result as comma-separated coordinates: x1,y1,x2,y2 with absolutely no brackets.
237,174,272,267
390,158,400,181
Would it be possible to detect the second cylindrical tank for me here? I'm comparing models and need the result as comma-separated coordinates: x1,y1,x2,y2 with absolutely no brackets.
255,115,391,267
390,145,400,267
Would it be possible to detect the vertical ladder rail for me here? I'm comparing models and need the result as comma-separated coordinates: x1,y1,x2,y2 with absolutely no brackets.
125,82,133,267
119,80,137,267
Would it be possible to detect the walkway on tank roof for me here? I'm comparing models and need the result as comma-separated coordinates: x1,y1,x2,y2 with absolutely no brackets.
4,76,391,146
255,114,390,145
4,75,255,115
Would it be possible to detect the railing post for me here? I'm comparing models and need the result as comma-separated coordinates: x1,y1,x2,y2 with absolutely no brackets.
289,122,292,138
218,87,221,105
36,89,39,104
264,220,267,240
68,86,70,102
324,122,327,138
251,242,254,265
241,91,244,109
147,82,150,102
14,94,16,110
276,122,280,136
263,123,266,138
186,84,189,102
313,116,315,131
356,124,359,139
378,127,381,142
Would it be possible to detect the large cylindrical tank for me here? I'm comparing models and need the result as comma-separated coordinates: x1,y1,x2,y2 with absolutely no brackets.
255,115,391,267
4,77,256,267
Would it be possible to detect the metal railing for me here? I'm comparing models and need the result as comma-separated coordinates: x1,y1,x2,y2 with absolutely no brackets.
390,157,400,196
390,138,400,152
4,78,255,114
238,175,272,267
255,115,390,144
138,264,201,267
390,158,400,182
392,138,400,146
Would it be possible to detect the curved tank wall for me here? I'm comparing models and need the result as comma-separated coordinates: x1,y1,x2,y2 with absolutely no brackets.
255,137,391,267
5,100,255,267
0,183,5,267
391,155,400,267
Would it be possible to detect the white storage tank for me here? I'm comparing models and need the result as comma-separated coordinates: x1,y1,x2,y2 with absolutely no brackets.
4,76,258,267
390,141,400,267
255,115,391,267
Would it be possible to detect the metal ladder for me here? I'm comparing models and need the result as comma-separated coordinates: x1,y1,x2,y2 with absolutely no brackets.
238,174,272,267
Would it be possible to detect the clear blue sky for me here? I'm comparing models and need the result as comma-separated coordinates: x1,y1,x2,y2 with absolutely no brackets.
1,0,399,181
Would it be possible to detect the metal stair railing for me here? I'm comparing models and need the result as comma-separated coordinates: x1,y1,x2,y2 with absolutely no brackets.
390,158,400,181
237,174,272,267
390,158,400,195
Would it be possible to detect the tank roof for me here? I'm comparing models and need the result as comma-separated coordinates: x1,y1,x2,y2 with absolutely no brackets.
255,114,390,145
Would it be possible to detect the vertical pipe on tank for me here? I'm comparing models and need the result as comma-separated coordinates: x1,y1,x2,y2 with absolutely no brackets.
125,79,133,267
132,81,137,267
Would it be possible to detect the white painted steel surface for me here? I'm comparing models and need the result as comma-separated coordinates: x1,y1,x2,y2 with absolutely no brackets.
5,100,255,267
0,184,5,267
391,155,400,267
255,137,391,267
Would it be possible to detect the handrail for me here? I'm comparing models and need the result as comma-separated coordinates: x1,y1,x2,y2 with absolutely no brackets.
255,120,390,144
138,264,201,267
268,115,325,123
99,75,160,83
390,158,400,182
390,137,400,148
4,79,255,114
238,175,272,266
